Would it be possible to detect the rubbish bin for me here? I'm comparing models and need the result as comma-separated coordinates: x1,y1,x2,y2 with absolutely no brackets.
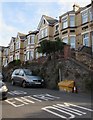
58,80,75,92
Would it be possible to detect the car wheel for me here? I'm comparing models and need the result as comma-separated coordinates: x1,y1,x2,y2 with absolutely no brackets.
2,97,7,100
12,80,15,85
22,81,26,88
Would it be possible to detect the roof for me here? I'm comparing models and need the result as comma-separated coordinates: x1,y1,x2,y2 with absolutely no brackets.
9,37,16,45
37,15,58,30
17,32,26,40
26,30,39,37
59,10,75,18
43,15,58,24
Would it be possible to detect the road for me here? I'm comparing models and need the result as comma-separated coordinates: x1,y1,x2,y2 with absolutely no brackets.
1,82,93,119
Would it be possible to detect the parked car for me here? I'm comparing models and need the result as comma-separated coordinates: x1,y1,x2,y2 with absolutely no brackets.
0,72,3,80
11,69,44,88
0,81,8,100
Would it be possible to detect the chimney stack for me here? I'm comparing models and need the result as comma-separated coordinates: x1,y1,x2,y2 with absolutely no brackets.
73,4,80,12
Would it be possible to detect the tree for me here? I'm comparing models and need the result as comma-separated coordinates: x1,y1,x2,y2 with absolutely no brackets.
37,38,65,55
37,38,66,66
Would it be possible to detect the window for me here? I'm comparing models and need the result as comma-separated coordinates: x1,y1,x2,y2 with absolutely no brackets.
82,11,88,24
31,51,34,59
43,20,45,24
70,36,76,48
36,52,38,59
19,70,24,76
40,28,47,38
62,37,68,44
15,53,19,60
44,28,47,36
41,30,44,38
28,36,31,44
26,51,33,61
16,42,20,49
55,24,59,32
31,36,34,44
83,33,89,46
10,45,13,52
10,56,13,62
70,15,75,27
92,32,93,52
89,8,93,21
62,17,68,29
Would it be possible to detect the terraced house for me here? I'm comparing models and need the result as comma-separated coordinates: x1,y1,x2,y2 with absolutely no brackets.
25,30,39,61
37,15,58,41
2,46,9,67
0,46,3,71
1,1,93,68
9,37,16,63
15,32,26,62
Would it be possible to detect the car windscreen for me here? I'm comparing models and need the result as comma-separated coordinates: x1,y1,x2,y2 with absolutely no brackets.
24,69,32,76
0,81,4,87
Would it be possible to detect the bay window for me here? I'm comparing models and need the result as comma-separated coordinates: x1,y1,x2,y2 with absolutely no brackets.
62,17,68,29
70,36,76,48
62,37,68,44
70,15,75,27
40,27,47,39
83,33,89,46
82,11,88,24
89,8,93,21
16,41,20,49
31,36,35,44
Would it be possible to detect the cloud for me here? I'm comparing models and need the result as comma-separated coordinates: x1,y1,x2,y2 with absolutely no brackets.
57,0,91,6
0,23,18,46
0,17,19,46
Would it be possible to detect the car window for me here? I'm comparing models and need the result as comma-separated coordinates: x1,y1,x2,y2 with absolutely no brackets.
19,70,24,76
0,81,4,87
14,69,20,75
24,69,32,76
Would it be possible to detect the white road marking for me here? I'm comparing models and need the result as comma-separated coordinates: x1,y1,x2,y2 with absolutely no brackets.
33,93,60,101
15,97,35,104
5,98,24,107
26,96,42,102
53,105,83,116
8,90,27,95
57,104,86,115
5,94,59,107
42,106,67,119
64,103,93,112
42,103,93,119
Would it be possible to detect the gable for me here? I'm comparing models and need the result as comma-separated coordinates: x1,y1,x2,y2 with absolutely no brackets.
37,15,49,30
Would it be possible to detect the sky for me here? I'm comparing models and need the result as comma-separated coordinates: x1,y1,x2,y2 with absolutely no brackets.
0,0,91,47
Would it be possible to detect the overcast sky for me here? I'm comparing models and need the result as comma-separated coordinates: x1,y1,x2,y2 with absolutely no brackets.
0,0,91,47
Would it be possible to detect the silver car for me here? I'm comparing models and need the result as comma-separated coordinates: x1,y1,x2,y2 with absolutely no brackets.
0,81,8,100
0,72,3,80
11,69,44,88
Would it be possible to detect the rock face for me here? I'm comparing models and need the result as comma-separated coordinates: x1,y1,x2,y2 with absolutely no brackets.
2,58,92,92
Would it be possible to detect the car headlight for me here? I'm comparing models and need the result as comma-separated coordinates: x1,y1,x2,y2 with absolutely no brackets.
42,79,44,82
2,85,8,92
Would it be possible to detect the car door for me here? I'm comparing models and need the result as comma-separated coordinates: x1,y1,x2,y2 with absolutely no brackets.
14,69,20,84
18,70,25,85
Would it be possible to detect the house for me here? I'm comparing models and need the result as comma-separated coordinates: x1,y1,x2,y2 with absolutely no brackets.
25,30,39,61
59,2,93,51
76,2,93,51
2,46,9,67
37,15,58,42
8,37,16,62
36,15,58,58
0,46,3,71
15,32,26,62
